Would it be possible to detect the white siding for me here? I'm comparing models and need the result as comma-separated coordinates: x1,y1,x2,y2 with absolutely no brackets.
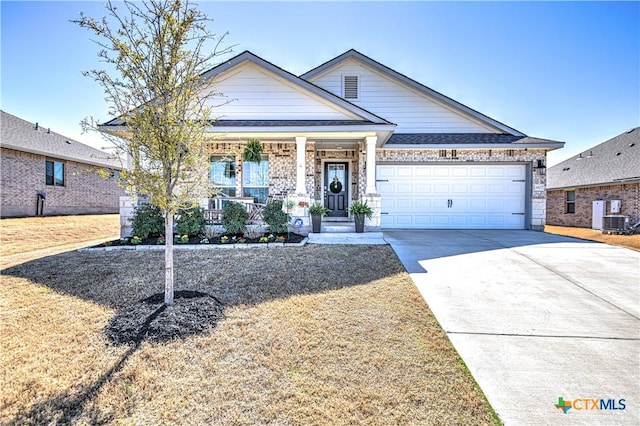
203,63,359,120
308,59,493,133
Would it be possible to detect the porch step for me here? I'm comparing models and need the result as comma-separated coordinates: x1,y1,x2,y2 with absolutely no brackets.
320,221,356,233
308,231,387,245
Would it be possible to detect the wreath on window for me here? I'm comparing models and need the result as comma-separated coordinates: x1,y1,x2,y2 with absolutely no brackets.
329,175,343,194
243,138,263,163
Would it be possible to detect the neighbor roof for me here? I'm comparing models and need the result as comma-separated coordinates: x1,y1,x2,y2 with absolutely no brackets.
1,110,122,169
301,49,526,137
547,127,640,189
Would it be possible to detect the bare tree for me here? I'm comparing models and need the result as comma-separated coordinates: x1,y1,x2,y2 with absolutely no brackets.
75,0,232,305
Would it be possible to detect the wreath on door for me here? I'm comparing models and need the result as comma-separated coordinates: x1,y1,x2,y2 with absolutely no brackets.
329,175,343,194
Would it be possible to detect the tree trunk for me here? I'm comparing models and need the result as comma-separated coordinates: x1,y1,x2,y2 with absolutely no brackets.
164,212,174,306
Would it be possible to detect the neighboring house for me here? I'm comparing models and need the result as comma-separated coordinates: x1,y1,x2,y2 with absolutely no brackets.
546,127,640,228
1,110,124,217
104,49,564,231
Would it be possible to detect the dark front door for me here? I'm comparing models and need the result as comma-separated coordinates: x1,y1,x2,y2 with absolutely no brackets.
324,162,348,217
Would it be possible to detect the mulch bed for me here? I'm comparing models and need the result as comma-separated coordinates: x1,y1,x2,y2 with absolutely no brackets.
96,232,306,248
104,290,225,345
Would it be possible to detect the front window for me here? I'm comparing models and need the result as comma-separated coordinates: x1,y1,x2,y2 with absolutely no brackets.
210,155,236,197
565,190,576,214
46,160,65,186
242,155,269,203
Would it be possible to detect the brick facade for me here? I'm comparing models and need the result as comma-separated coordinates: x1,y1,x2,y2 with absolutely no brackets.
1,147,124,217
546,183,640,228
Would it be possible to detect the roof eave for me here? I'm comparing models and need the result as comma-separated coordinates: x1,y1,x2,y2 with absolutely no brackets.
547,177,640,190
382,141,565,150
2,143,123,169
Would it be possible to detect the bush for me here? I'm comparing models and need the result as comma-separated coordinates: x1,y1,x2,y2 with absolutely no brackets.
175,207,206,236
221,201,248,235
262,199,291,233
131,204,164,239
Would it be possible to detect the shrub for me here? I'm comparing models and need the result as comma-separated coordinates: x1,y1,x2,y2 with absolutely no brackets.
175,207,206,236
262,199,291,233
131,203,164,239
221,201,248,234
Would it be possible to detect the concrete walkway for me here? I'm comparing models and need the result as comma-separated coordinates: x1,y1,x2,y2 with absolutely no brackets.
384,230,639,425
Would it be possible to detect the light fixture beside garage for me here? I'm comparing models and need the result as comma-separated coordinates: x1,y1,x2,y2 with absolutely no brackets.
534,159,546,175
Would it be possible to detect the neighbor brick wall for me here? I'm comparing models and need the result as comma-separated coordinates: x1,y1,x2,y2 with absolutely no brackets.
546,183,640,228
1,147,123,217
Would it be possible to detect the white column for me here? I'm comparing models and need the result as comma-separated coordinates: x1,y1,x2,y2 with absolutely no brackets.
365,136,377,194
295,136,307,194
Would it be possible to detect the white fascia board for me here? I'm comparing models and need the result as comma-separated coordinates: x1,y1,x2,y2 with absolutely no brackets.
204,124,396,134
382,142,565,150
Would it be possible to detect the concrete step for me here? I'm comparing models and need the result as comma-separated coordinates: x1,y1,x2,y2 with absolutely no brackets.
320,222,357,233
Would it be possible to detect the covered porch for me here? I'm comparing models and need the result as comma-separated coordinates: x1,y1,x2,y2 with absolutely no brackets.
202,123,394,232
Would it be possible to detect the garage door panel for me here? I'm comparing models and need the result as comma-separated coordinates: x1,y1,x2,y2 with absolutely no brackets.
396,183,414,193
415,183,431,193
452,184,468,193
377,164,527,229
433,183,449,193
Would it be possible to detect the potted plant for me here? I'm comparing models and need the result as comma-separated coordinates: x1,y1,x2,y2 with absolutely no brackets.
309,203,329,233
348,201,373,233
243,138,263,163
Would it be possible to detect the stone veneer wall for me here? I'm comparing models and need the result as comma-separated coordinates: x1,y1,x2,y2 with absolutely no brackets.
1,147,123,217
202,143,550,230
546,183,640,228
204,141,304,199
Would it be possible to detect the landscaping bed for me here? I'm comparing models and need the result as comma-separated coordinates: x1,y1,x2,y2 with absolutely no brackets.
94,232,306,248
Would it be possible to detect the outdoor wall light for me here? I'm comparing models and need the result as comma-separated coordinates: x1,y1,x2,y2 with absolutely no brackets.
536,159,546,176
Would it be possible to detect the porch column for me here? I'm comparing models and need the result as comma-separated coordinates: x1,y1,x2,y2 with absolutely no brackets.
365,136,378,194
295,136,307,194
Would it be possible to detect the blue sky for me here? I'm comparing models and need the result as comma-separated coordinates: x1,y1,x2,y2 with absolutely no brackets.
1,1,638,166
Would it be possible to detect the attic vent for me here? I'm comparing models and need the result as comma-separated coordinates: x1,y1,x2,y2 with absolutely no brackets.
630,143,636,147
343,75,359,100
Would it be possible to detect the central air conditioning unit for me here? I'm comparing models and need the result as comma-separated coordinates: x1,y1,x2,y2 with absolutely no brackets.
602,215,628,232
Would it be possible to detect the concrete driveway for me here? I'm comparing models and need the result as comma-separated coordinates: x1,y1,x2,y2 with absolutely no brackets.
384,230,639,425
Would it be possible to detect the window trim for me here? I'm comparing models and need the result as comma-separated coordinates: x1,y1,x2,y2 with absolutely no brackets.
209,155,237,198
242,155,269,203
565,190,576,214
45,159,65,187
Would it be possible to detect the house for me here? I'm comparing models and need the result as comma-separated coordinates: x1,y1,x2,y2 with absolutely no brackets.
546,127,640,228
103,50,564,232
0,110,124,217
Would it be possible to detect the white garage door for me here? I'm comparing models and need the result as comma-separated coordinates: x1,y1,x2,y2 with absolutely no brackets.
377,164,527,229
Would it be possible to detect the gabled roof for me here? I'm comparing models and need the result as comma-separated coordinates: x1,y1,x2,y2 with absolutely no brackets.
301,49,526,137
199,51,393,125
1,110,121,169
101,50,395,130
547,127,640,189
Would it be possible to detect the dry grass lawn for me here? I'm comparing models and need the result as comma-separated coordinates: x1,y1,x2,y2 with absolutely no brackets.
0,216,499,425
545,225,640,251
0,215,120,268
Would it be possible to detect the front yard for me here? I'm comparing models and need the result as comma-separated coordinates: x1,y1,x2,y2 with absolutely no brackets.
0,216,499,425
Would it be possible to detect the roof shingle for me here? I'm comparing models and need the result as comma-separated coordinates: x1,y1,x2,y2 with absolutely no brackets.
1,110,122,169
547,127,640,189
